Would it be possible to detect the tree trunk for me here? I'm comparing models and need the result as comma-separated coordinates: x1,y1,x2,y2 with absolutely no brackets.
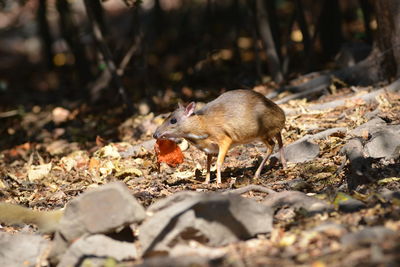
255,0,283,83
37,0,54,69
359,0,373,44
373,0,400,78
56,0,92,86
319,0,343,60
333,0,400,85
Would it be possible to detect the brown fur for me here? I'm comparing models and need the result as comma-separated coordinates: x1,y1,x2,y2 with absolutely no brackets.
154,89,286,183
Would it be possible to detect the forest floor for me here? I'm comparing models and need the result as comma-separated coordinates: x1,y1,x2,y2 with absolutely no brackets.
1,83,400,266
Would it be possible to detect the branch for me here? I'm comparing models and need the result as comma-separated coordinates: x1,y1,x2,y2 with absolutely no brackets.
83,0,133,112
222,185,276,195
284,78,400,115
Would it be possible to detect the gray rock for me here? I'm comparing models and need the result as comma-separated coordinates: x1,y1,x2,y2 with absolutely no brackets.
0,232,50,267
59,182,145,242
271,128,346,163
139,192,273,255
137,256,211,267
350,117,387,136
338,197,366,213
283,139,320,163
57,234,138,267
341,226,395,247
287,178,309,191
263,191,333,214
148,191,199,213
333,192,367,213
365,128,400,158
364,109,380,120
48,231,70,266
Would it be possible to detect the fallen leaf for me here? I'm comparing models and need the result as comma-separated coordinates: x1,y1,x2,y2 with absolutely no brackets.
95,144,121,159
96,136,107,147
52,107,70,124
172,170,195,179
28,163,52,181
311,261,327,267
333,192,352,207
60,156,76,171
116,167,143,178
377,177,400,184
0,179,6,189
154,139,184,167
99,161,115,176
89,157,100,171
7,142,31,157
279,233,297,247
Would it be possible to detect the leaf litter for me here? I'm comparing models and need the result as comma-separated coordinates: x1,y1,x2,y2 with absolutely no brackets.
0,88,400,266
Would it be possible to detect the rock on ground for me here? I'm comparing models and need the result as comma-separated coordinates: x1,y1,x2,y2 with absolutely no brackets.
139,191,273,256
0,232,50,267
57,234,138,267
59,182,146,242
263,190,333,214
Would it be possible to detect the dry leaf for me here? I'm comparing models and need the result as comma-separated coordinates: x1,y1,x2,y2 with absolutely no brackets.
60,156,76,171
28,163,52,181
95,144,121,159
279,233,297,247
155,139,184,167
99,161,115,176
52,107,70,124
172,170,195,180
378,177,400,184
89,157,100,171
116,167,143,177
0,179,6,189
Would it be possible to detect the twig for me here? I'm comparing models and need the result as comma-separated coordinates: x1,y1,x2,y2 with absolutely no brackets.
268,73,331,99
275,84,328,104
117,33,143,76
83,0,133,112
222,185,276,195
284,78,400,115
0,110,19,118
255,0,283,83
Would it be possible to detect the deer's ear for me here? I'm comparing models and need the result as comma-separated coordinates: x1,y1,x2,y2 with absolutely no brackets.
184,102,196,116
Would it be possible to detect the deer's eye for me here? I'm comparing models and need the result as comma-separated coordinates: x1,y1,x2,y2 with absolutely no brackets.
170,118,177,124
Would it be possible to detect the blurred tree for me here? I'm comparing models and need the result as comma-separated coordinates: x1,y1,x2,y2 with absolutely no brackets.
373,0,400,79
336,0,400,84
319,0,343,60
37,0,53,69
255,0,283,83
56,0,92,87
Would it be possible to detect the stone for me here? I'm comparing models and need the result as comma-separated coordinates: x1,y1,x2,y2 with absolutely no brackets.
139,192,273,256
365,128,400,158
57,234,138,267
338,198,366,213
263,191,333,214
0,232,49,267
341,226,395,247
349,117,387,136
59,182,145,242
283,139,320,163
